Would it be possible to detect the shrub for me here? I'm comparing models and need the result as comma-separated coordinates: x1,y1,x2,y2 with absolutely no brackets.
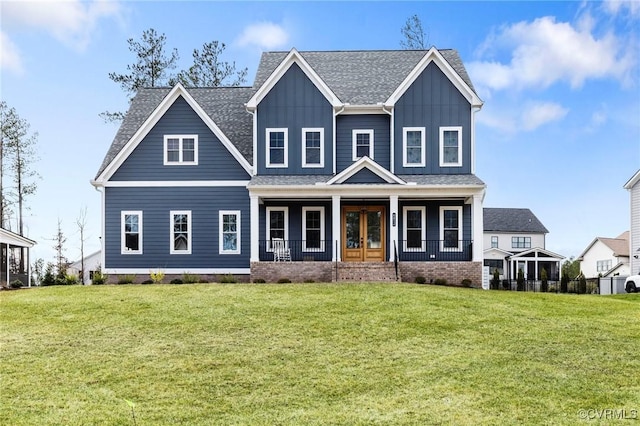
491,269,500,290
149,269,165,284
277,278,291,284
41,263,56,286
516,269,525,291
92,268,107,285
220,274,237,283
10,279,23,289
182,273,200,284
304,279,315,283
141,279,154,284
578,274,587,294
170,278,183,285
540,268,548,292
64,274,79,285
253,278,266,283
118,274,135,284
560,272,569,293
461,278,472,288
415,276,426,284
502,279,510,290
434,278,447,286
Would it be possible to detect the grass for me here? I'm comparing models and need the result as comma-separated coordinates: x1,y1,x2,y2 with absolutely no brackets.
1,283,639,425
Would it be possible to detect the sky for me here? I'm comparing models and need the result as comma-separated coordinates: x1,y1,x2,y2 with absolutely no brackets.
1,0,639,265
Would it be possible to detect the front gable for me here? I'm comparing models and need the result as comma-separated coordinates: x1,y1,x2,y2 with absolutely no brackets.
327,157,406,185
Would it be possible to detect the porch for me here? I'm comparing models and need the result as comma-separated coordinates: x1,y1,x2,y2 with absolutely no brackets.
1,228,36,288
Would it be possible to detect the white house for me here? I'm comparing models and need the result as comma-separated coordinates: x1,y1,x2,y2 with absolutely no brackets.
483,208,564,281
625,170,640,276
577,231,629,279
68,250,102,285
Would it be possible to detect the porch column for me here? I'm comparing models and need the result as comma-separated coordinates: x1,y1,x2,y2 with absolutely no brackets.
472,193,484,262
332,195,341,261
389,195,398,262
250,194,259,262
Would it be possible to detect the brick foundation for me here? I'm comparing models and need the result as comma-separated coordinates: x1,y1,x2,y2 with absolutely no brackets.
399,261,483,288
250,261,335,283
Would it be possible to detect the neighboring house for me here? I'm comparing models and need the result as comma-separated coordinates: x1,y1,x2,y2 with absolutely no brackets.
483,208,564,281
92,47,487,284
625,170,640,276
577,231,629,279
68,250,102,284
0,228,36,287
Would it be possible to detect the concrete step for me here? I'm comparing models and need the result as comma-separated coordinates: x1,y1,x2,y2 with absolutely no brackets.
336,262,400,282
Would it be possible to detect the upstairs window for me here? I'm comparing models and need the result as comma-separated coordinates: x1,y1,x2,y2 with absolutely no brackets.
403,127,425,167
171,211,191,254
220,210,240,254
491,236,498,248
596,260,612,272
440,206,462,251
352,129,374,161
439,127,462,167
266,128,288,167
164,135,198,165
121,211,142,254
302,128,324,168
403,206,426,251
511,236,531,249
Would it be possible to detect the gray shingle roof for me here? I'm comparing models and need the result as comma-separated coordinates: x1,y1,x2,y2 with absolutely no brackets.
483,208,549,234
253,49,476,105
248,174,484,187
95,87,253,179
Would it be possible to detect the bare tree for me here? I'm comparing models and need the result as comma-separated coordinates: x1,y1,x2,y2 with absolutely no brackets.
76,207,88,284
52,218,67,277
177,41,248,88
400,15,429,50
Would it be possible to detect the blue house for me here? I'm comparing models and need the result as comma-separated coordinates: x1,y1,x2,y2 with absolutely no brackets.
92,47,486,284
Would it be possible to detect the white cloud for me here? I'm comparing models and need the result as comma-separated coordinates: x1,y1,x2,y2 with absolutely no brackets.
237,22,289,50
520,102,569,131
602,0,640,18
0,31,23,74
467,15,635,95
2,0,122,51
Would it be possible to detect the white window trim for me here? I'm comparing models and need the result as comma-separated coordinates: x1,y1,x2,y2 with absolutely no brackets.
439,126,462,167
352,129,374,161
302,207,325,252
491,235,498,248
266,128,288,168
403,206,426,251
219,210,241,255
163,135,198,165
439,206,463,252
301,128,324,168
170,210,192,255
265,207,289,251
402,127,426,167
121,211,142,255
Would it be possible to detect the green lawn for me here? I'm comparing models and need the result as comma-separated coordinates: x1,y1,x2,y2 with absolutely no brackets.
1,284,639,425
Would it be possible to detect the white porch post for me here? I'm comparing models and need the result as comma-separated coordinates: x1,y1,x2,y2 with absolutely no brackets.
389,195,398,262
250,194,260,262
472,193,484,262
332,195,341,261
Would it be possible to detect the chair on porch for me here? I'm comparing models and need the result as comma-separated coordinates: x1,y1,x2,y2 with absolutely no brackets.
272,238,291,262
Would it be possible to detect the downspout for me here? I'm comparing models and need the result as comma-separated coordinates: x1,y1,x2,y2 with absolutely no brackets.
91,181,106,273
382,105,394,174
333,105,345,175
470,105,481,175
245,105,257,176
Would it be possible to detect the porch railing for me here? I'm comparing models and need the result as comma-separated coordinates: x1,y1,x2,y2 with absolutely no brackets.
259,240,332,262
397,240,473,262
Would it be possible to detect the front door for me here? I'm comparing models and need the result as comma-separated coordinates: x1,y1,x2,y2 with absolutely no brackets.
342,206,385,262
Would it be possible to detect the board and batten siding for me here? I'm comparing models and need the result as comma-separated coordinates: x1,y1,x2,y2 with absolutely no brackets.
336,114,391,173
105,186,250,270
394,62,472,175
256,63,334,175
110,96,250,181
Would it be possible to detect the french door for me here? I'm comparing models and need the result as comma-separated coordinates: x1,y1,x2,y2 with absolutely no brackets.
342,206,385,262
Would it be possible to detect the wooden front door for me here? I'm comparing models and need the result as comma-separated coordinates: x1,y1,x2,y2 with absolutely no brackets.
342,206,385,262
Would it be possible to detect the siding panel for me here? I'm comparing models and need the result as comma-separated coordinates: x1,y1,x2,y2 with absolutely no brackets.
336,114,391,173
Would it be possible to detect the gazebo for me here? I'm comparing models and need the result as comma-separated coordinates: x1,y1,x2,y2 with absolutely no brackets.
1,228,36,287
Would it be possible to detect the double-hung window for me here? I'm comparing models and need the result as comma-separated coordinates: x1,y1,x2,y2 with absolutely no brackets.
219,210,240,254
266,207,288,251
439,127,462,167
266,128,288,167
121,211,142,254
403,206,426,251
164,135,198,165
302,128,324,168
491,236,499,248
302,207,324,251
352,129,374,160
440,206,462,251
171,210,191,254
511,237,531,249
596,260,612,272
403,127,425,167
